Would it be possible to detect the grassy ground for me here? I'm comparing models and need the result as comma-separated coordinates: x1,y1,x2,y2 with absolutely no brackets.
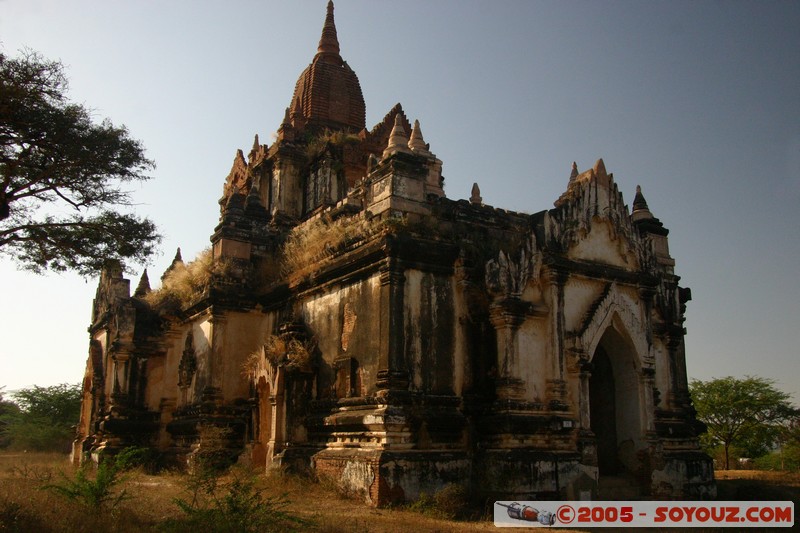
1,454,797,532
0,453,503,532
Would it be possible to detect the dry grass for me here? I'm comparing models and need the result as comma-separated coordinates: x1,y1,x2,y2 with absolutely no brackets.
8,454,798,532
0,453,185,532
715,469,800,483
0,453,505,532
243,335,317,382
282,214,382,278
144,249,232,312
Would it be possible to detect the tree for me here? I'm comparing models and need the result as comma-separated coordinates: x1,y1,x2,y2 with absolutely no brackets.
0,387,21,448
0,50,160,275
689,376,798,470
0,383,82,452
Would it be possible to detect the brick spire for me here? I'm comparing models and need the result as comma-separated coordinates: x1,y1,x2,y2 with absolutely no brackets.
317,1,341,58
286,0,365,132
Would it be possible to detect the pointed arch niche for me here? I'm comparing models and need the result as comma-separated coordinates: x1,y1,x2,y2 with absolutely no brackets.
249,353,286,470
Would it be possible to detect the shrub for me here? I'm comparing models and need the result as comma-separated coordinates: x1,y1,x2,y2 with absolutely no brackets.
304,129,360,160
433,483,470,520
113,446,162,474
163,470,304,533
164,454,306,533
44,457,128,510
406,484,471,520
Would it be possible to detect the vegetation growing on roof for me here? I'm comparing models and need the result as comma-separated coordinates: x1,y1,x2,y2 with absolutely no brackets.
304,129,361,160
281,214,382,278
144,249,233,313
244,334,317,375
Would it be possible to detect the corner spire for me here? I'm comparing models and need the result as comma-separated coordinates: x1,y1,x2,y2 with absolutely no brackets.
317,1,341,58
568,162,578,185
593,158,607,178
470,183,483,205
134,269,151,297
162,248,184,282
382,113,412,159
631,184,668,236
632,185,650,213
408,119,430,154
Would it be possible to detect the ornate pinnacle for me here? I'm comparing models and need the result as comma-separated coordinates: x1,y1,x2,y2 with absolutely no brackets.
569,161,578,184
633,185,650,212
134,269,151,297
162,248,184,282
382,113,412,158
593,158,607,177
470,183,483,205
408,119,430,154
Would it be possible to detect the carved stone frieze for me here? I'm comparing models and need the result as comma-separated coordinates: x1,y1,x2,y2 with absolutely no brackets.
485,233,541,300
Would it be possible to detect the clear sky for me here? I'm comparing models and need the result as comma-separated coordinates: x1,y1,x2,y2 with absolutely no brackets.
1,0,798,401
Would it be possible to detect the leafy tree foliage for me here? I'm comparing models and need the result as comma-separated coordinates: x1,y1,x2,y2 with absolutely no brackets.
0,50,160,275
0,387,21,448
690,376,798,470
0,383,81,452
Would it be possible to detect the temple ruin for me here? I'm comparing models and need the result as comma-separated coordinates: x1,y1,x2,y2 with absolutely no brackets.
73,1,715,504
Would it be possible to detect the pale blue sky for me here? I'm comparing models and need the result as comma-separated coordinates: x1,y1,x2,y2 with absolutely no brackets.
1,0,798,400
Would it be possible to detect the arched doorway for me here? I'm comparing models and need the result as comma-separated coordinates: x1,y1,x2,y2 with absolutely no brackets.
589,325,643,476
590,346,619,474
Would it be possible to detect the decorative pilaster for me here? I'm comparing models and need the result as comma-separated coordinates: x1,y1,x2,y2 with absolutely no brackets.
203,312,226,403
376,257,408,394
640,366,657,436
548,266,569,381
576,354,592,430
666,335,692,412
488,297,528,401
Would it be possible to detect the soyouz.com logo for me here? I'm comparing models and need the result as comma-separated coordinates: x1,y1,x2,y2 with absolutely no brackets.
493,501,794,527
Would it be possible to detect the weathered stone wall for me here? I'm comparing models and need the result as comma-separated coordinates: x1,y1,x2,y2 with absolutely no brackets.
404,269,457,395
516,316,552,405
303,273,382,398
215,311,274,402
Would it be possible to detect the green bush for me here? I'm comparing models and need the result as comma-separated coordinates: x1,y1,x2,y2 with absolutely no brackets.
44,458,128,510
113,445,163,474
163,468,305,533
